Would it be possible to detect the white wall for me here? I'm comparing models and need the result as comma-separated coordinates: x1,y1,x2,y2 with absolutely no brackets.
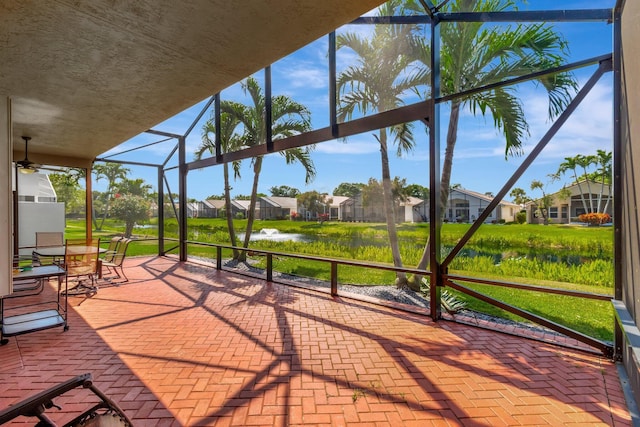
0,97,11,296
18,202,65,253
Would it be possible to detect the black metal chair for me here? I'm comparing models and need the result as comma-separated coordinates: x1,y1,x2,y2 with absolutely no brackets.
0,373,133,426
32,232,64,266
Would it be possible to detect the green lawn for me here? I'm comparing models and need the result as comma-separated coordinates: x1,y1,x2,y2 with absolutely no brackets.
66,218,615,341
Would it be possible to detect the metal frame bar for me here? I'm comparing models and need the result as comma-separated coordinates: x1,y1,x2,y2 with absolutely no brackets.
429,15,442,320
447,280,612,356
442,58,611,268
96,4,619,355
613,3,624,358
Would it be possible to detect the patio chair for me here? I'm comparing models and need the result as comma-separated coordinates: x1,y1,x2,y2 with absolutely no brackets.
63,238,100,295
33,231,64,266
101,238,131,282
0,372,133,426
101,236,123,264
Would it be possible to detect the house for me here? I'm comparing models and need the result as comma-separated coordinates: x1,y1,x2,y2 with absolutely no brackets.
399,196,428,223
339,193,385,222
16,171,65,250
445,188,518,223
233,200,251,219
527,180,612,224
259,197,297,220
186,200,216,218
326,195,350,221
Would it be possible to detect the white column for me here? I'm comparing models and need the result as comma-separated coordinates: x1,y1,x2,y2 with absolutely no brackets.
0,98,12,296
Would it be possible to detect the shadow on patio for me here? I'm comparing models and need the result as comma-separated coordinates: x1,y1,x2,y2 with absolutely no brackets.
0,256,631,426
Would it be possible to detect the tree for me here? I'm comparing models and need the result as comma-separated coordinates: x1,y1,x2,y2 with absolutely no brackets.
557,155,590,214
530,176,571,225
594,149,612,213
337,0,422,287
509,187,530,206
576,153,597,213
196,107,243,260
110,195,151,237
93,163,130,231
405,183,429,200
297,191,331,221
530,180,551,225
270,185,300,198
49,170,85,216
333,182,364,197
115,178,152,198
222,77,316,261
408,0,577,276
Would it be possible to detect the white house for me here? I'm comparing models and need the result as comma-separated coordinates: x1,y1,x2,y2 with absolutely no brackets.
399,196,428,223
445,188,518,223
527,180,612,224
15,171,65,250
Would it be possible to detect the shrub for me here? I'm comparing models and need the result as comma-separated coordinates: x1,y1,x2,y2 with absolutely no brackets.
515,211,527,224
579,213,611,226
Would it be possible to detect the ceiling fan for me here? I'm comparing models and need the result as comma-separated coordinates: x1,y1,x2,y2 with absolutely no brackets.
16,136,41,174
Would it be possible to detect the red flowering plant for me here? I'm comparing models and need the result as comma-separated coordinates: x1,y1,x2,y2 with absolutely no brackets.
578,212,611,226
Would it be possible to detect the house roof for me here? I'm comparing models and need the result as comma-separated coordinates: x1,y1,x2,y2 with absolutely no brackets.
233,200,251,210
206,199,226,209
400,196,425,207
325,195,350,207
2,1,384,168
16,171,57,201
450,187,494,202
263,197,297,209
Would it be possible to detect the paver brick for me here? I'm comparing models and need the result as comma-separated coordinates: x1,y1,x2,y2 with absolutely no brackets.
0,257,631,426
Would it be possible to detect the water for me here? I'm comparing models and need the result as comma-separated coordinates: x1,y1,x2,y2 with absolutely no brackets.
244,228,311,242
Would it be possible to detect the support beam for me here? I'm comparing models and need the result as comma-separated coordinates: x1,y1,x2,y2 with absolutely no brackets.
157,166,165,256
178,136,187,262
429,17,442,321
85,164,93,241
1,97,12,297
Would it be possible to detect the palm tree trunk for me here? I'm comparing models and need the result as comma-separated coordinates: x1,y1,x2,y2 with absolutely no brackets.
583,174,594,213
379,129,407,287
412,101,461,287
239,157,263,262
224,163,239,259
573,172,589,214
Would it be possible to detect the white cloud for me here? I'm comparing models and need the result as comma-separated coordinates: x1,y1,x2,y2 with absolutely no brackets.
315,138,379,155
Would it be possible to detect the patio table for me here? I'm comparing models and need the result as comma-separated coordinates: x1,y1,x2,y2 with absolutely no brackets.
33,246,106,278
1,265,67,344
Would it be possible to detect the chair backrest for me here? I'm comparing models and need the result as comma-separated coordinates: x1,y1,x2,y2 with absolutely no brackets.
102,237,122,263
64,238,100,277
35,232,63,248
110,238,131,267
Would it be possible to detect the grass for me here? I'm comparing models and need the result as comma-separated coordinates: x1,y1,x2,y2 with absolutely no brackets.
65,218,615,341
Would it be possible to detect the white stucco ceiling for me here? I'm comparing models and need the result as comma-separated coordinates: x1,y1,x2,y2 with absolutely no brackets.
1,0,384,167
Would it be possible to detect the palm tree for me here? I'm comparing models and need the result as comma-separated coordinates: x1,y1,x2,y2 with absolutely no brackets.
93,163,130,231
223,77,315,261
407,0,577,274
595,149,612,213
337,0,422,287
557,155,589,214
196,107,244,259
530,179,550,225
576,153,597,213
509,187,530,206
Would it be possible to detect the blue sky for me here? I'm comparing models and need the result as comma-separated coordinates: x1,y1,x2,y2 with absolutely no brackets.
99,0,615,202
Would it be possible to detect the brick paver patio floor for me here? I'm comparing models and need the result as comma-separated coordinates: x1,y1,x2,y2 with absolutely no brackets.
0,256,631,426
